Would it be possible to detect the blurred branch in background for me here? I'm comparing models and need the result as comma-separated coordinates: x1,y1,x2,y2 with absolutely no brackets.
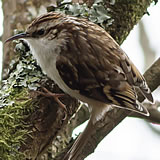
139,21,156,69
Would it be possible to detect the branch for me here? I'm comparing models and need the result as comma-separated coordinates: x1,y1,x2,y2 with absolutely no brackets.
137,58,160,102
139,21,156,68
104,0,154,45
129,101,160,123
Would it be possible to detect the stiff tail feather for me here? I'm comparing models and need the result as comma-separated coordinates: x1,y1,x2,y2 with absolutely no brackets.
63,119,94,160
139,81,153,103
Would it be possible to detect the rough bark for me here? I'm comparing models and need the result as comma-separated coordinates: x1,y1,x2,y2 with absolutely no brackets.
1,0,159,160
103,0,154,44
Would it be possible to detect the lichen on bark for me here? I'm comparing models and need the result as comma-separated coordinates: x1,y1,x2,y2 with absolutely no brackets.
0,42,44,160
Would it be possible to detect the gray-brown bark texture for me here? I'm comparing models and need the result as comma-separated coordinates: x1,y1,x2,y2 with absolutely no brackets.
1,0,160,160
2,0,55,78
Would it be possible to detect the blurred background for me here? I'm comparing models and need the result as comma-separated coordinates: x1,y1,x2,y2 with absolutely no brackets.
0,1,160,160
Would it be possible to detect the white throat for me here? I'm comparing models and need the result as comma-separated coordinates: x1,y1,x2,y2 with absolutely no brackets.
24,37,68,92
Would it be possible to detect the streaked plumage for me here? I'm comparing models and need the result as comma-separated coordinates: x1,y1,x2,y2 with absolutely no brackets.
5,12,153,160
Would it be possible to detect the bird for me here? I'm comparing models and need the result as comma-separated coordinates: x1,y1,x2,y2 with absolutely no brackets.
5,12,153,160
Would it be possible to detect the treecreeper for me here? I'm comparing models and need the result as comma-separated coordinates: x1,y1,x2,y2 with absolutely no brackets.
5,12,154,160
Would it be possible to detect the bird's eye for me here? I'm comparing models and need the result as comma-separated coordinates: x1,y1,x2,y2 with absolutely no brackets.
37,29,45,36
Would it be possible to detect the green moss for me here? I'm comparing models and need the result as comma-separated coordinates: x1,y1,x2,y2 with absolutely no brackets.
0,41,47,160
0,89,31,160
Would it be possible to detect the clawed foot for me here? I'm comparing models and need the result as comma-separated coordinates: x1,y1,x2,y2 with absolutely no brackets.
36,87,67,119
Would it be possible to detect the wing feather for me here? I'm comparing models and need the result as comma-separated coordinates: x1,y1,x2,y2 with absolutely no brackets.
56,20,153,116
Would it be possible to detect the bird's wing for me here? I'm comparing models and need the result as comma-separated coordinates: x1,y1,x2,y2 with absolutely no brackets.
56,17,154,160
56,20,153,116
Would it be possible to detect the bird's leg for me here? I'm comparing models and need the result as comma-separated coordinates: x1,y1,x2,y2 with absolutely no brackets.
36,87,67,119
41,87,66,109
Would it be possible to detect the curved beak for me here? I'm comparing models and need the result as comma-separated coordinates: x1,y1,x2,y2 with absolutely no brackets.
5,32,30,43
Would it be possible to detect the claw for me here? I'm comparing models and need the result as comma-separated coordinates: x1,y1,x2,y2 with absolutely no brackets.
36,87,67,120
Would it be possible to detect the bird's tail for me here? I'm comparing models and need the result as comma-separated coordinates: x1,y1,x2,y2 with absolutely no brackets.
63,103,112,160
139,81,153,103
63,118,94,160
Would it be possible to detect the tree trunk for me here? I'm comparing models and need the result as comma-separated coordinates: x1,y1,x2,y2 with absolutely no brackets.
1,1,78,160
1,0,160,160
2,0,55,78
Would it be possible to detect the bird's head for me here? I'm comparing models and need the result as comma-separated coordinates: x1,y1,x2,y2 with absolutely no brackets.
5,12,71,58
5,12,66,45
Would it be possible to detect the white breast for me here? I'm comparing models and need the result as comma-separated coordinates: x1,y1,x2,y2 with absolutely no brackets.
24,38,83,99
